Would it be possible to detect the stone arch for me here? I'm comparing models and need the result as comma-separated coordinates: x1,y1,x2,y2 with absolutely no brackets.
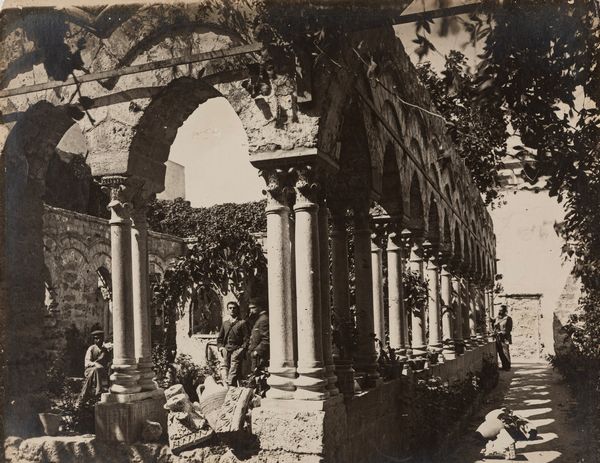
380,142,403,216
2,102,80,435
409,173,425,231
429,163,441,191
337,97,376,198
453,225,463,263
427,195,441,243
409,138,423,164
443,213,452,249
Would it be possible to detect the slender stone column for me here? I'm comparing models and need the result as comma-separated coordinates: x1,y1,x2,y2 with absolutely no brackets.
293,167,328,400
400,229,413,356
475,284,486,344
387,230,405,356
440,261,455,360
424,241,442,355
468,279,478,343
318,195,339,397
461,276,473,349
101,176,141,395
486,287,495,340
451,274,464,354
371,231,386,349
130,191,157,391
330,205,355,397
409,238,427,358
262,170,296,399
353,203,380,387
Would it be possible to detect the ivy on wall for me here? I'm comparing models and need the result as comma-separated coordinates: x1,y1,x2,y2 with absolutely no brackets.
147,199,267,361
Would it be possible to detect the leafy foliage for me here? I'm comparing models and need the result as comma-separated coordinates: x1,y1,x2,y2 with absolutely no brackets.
148,199,267,362
402,269,429,317
415,0,600,408
405,354,498,459
416,51,507,205
147,198,267,237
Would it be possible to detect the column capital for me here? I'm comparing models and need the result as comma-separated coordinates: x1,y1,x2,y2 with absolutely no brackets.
130,188,156,227
290,165,321,209
101,175,135,224
260,168,293,211
422,240,438,262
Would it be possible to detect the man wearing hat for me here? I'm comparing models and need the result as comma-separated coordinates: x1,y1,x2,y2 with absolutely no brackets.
493,304,513,371
78,325,112,405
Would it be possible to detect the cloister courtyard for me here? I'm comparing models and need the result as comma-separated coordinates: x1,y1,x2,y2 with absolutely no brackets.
1,1,599,462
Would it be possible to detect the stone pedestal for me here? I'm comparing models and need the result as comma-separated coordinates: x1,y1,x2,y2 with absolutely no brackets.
252,395,346,462
95,389,166,442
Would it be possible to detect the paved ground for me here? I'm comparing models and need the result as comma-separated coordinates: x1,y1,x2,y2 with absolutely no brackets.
445,361,598,463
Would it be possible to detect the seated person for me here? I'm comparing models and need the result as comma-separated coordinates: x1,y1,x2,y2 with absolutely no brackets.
77,328,112,405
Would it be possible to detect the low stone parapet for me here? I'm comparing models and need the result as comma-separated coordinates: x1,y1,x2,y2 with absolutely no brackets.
7,344,498,463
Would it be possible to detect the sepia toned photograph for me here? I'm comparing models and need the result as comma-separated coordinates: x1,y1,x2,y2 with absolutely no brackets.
1,0,598,461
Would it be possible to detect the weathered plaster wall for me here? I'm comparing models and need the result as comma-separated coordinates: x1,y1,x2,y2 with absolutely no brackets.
501,295,543,360
42,205,184,374
490,189,581,357
156,160,185,201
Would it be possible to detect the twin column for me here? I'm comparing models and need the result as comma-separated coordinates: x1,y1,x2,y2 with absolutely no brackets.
101,176,157,395
261,167,339,401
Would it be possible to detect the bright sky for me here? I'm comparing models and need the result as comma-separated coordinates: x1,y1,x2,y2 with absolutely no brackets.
168,97,264,207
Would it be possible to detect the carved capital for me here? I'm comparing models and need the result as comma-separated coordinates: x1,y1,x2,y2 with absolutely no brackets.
422,240,438,262
101,175,134,224
131,188,156,228
260,168,292,211
291,165,320,208
370,221,389,250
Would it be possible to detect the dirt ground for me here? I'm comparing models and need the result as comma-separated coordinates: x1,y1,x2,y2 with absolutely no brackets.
444,361,599,463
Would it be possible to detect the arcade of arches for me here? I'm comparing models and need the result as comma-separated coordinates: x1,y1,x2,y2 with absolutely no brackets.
2,3,497,461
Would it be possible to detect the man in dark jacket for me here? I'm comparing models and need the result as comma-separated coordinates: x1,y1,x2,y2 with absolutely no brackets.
248,301,269,373
493,304,513,371
217,301,248,386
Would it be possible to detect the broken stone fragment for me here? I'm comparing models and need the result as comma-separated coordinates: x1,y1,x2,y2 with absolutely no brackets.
141,420,163,442
213,387,254,435
164,383,215,454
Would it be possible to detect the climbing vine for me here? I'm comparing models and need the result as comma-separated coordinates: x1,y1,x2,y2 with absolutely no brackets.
148,199,267,360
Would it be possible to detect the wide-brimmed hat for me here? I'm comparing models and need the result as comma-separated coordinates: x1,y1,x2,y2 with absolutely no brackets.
91,329,104,337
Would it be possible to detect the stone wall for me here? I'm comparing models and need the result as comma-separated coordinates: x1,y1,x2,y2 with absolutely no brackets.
500,294,543,360
42,205,184,375
253,343,496,463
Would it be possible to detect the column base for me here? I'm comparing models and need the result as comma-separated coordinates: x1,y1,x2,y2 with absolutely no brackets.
334,360,355,398
295,366,329,401
266,365,296,400
95,389,166,442
325,364,340,396
136,358,157,391
410,345,427,358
